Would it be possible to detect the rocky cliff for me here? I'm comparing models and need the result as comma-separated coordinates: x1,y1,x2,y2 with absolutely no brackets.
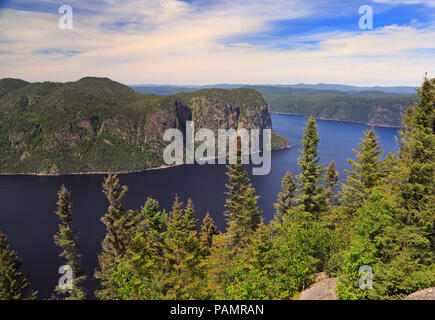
0,77,289,174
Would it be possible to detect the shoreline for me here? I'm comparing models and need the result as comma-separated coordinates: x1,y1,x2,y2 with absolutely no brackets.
0,146,291,177
0,163,185,177
271,112,401,128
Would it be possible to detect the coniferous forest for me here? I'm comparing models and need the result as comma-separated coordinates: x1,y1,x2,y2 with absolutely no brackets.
0,77,433,300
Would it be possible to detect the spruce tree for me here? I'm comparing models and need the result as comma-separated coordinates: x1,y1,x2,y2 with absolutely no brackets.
326,161,339,207
372,75,435,298
140,197,166,233
0,231,37,300
340,127,384,216
95,174,139,300
163,196,205,299
200,212,218,250
53,185,86,299
184,198,198,231
224,153,261,248
295,117,327,219
273,170,296,220
114,198,166,300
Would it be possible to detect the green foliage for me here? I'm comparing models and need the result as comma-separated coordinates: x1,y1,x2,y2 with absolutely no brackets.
295,118,328,217
273,170,296,220
0,230,37,300
224,159,261,248
339,127,384,221
260,87,417,127
95,174,139,299
53,185,86,299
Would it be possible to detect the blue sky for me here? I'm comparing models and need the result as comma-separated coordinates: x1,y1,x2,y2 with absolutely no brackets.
0,0,434,85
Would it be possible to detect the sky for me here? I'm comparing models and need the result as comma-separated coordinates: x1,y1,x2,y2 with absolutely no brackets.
0,0,434,86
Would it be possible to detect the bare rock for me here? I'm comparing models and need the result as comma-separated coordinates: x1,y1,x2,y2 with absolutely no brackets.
299,273,338,300
404,288,435,300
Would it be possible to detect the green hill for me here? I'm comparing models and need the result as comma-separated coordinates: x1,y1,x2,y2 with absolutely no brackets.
0,77,289,174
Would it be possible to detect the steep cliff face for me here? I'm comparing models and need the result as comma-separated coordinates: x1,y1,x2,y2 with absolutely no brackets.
0,77,288,174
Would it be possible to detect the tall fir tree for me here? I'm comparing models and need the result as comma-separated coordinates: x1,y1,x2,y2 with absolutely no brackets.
53,185,86,299
200,212,218,250
295,117,327,219
340,127,384,216
326,161,339,207
95,174,139,300
371,75,435,299
184,198,198,232
113,198,167,300
163,196,205,299
0,231,37,300
273,170,296,220
224,141,261,248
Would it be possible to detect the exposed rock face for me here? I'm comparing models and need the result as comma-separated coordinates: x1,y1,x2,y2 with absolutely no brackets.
299,273,338,300
404,288,435,300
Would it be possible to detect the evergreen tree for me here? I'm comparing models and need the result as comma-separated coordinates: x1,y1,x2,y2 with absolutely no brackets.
114,198,166,300
371,75,435,299
326,161,339,207
53,185,86,299
273,170,296,220
224,152,261,248
95,174,139,300
140,197,166,233
225,221,275,299
337,189,395,300
184,198,198,232
295,118,327,218
163,196,205,299
0,231,36,300
200,213,218,250
340,127,384,215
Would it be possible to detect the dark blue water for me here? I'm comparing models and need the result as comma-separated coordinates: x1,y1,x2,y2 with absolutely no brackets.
0,114,399,298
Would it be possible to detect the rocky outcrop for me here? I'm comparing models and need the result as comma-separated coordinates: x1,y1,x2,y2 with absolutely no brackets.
299,273,338,300
404,288,435,300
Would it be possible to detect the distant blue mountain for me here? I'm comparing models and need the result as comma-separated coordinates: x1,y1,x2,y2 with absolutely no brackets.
129,83,417,95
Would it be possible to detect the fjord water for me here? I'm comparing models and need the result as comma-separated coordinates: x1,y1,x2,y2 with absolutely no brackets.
0,114,399,298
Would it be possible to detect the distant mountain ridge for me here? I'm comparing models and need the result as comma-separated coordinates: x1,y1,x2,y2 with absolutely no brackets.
0,77,289,174
130,84,418,127
130,83,418,94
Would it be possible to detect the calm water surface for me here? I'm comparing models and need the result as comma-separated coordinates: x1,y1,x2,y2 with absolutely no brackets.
0,114,399,297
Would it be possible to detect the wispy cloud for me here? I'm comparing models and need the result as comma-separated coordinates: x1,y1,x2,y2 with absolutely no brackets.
0,0,434,85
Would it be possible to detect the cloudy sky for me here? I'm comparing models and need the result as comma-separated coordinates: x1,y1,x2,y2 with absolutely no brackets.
1,0,434,85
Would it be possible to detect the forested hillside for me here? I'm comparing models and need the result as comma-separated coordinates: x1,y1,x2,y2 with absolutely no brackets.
133,85,418,127
0,77,289,174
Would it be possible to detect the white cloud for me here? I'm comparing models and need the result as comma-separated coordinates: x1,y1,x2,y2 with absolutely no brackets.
0,0,434,86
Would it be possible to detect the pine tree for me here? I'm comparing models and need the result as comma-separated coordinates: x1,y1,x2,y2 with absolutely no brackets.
326,161,339,207
53,185,86,299
0,231,37,300
95,174,139,300
163,196,205,299
340,127,384,215
273,170,296,220
295,118,327,219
